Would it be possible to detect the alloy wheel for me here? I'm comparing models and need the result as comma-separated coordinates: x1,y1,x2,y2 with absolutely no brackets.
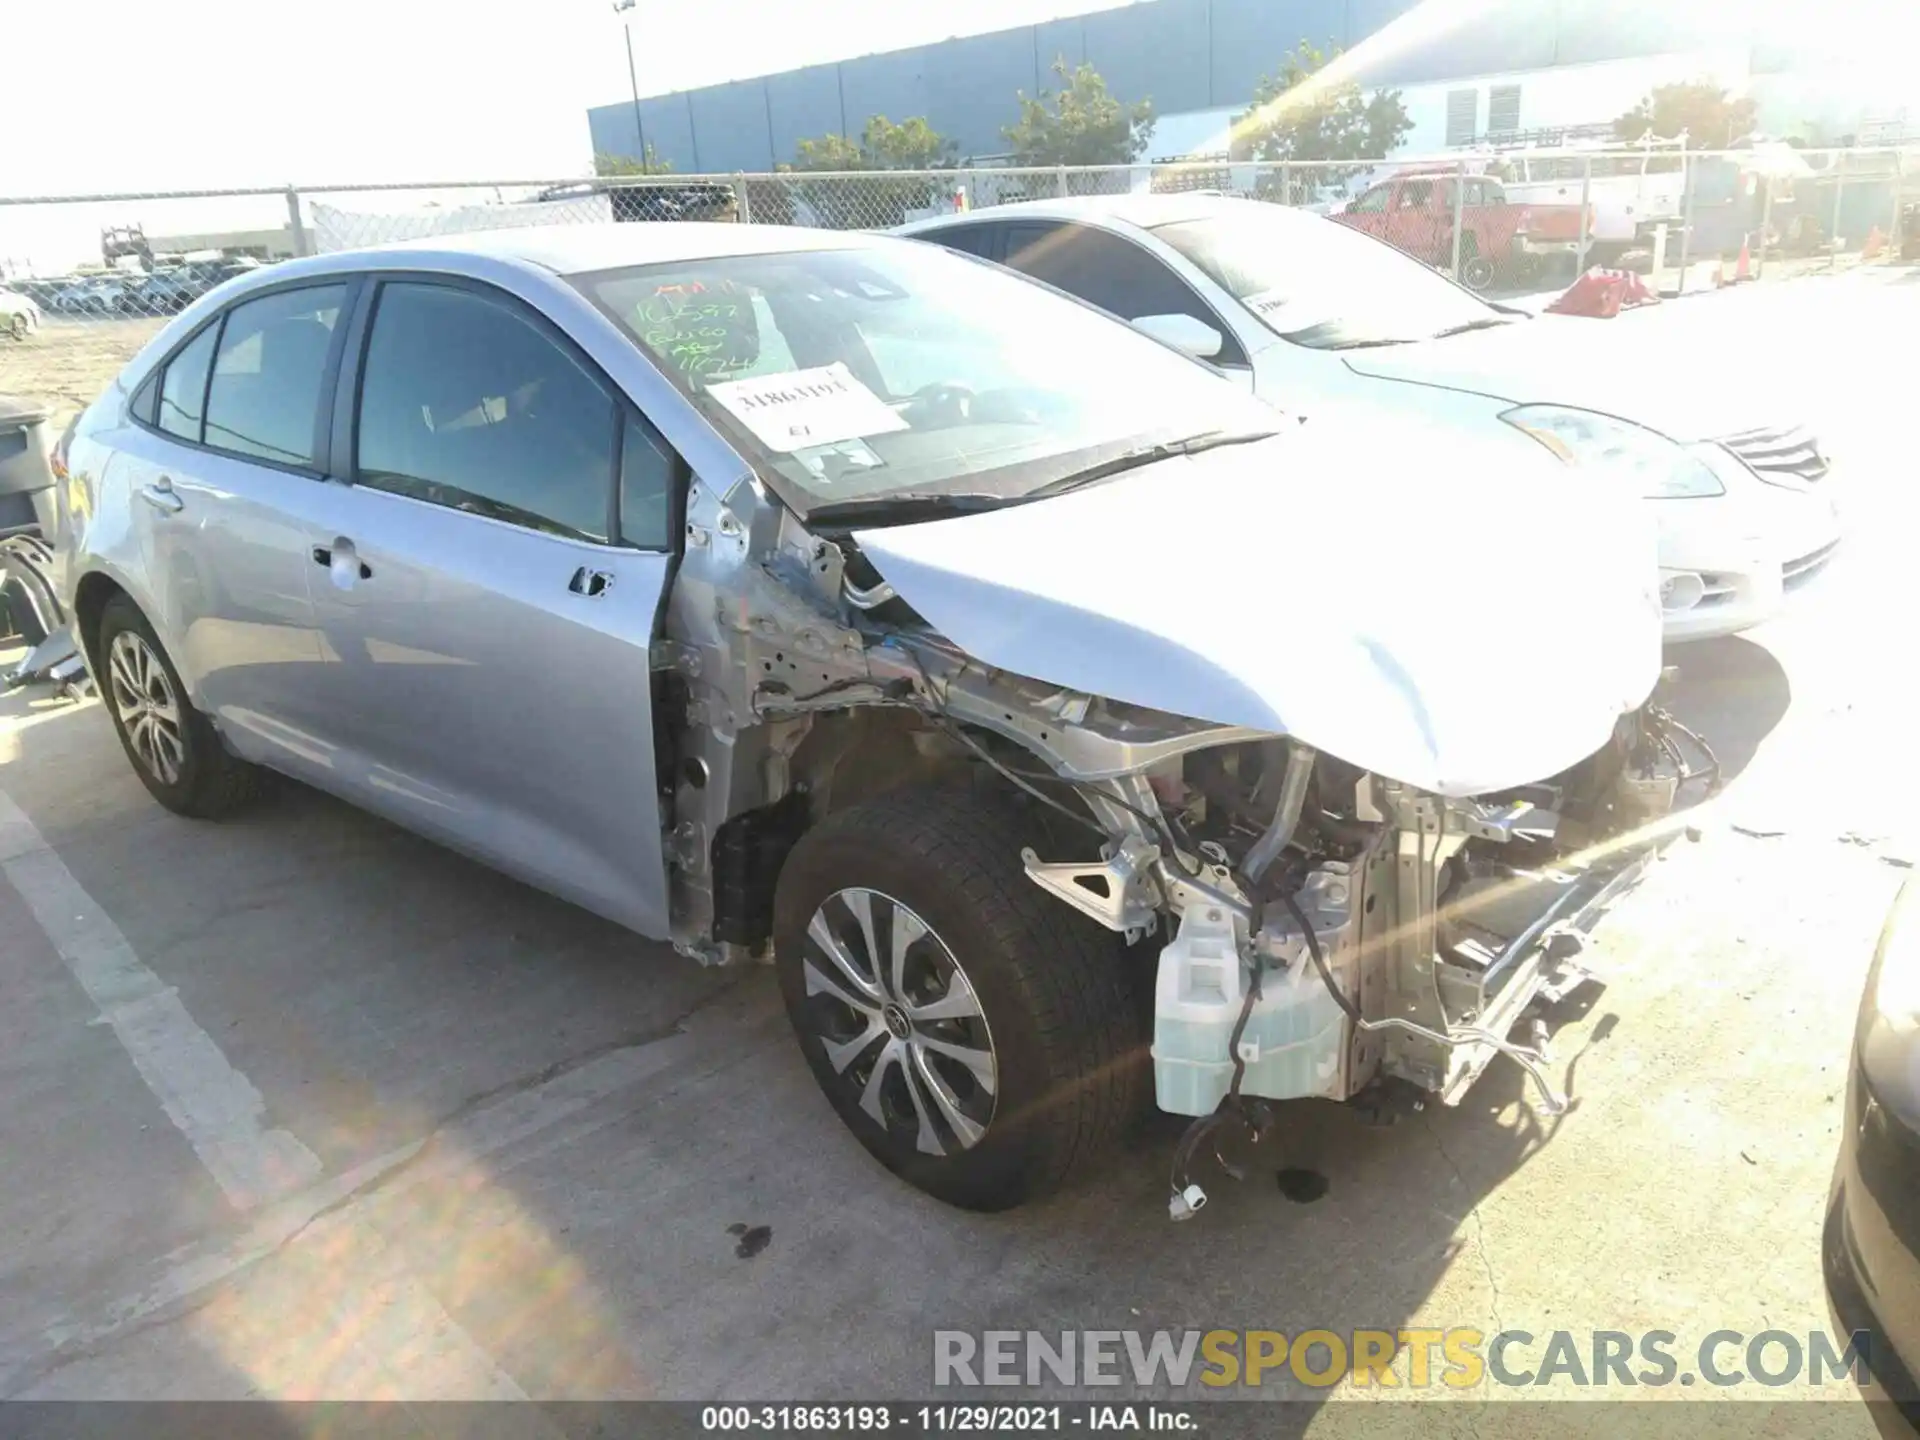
799,887,998,1156
108,630,186,786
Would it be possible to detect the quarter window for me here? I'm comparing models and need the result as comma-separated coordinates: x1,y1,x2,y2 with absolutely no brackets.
355,282,618,542
156,323,218,442
203,285,345,466
618,413,678,550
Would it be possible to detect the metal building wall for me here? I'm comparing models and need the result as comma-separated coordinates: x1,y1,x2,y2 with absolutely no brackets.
583,0,1755,173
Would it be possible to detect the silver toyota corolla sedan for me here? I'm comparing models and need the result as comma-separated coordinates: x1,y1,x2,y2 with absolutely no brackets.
54,222,1693,1213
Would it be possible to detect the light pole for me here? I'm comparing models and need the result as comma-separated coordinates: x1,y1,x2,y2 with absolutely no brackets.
613,0,647,169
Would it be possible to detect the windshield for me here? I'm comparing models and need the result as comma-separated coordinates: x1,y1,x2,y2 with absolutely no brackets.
574,241,1276,518
1152,205,1502,350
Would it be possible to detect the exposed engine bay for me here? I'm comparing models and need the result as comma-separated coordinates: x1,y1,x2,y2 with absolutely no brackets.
654,475,1706,1216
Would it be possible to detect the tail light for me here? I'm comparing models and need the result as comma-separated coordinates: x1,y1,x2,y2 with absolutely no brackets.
50,414,77,482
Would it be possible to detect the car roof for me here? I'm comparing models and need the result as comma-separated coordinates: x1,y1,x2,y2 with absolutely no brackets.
304,221,885,277
896,191,1318,238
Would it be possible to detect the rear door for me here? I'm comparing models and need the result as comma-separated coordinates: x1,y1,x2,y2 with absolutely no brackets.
1341,182,1394,242
299,275,680,936
114,281,350,764
1383,178,1446,259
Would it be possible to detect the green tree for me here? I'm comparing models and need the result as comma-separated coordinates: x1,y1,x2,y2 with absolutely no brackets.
792,114,956,172
1615,81,1756,148
1238,42,1411,198
593,146,675,177
1003,58,1153,168
789,115,957,227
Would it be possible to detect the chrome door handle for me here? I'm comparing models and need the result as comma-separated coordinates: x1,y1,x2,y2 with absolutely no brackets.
312,541,372,582
568,566,615,598
139,476,184,513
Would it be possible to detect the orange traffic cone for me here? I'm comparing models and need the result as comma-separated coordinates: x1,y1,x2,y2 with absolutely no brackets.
1863,224,1885,259
1735,236,1752,281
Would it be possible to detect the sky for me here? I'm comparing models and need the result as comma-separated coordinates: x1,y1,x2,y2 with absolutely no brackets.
0,0,1907,271
1,0,1144,196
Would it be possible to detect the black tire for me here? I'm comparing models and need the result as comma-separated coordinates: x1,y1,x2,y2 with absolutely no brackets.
7,313,27,342
773,787,1147,1210
1458,237,1496,292
96,594,262,818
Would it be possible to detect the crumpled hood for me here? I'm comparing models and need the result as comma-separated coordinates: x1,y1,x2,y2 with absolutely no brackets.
1341,314,1793,441
855,424,1663,798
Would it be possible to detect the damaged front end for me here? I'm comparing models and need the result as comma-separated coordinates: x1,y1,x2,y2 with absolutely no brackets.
652,425,1693,1212
729,576,1706,1197
886,649,1707,1217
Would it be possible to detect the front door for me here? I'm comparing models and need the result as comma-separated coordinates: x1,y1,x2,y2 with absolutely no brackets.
302,277,681,936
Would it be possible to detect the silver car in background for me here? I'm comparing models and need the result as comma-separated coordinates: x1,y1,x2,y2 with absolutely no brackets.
1,287,41,342
56,223,1691,1213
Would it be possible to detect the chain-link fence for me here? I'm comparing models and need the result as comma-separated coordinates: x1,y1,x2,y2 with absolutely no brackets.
6,147,1916,418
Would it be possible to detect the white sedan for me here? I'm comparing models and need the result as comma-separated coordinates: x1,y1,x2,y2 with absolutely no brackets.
1,287,40,341
901,194,1840,642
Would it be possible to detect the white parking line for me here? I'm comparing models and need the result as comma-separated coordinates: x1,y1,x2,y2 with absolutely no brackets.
0,780,536,1400
0,788,321,1210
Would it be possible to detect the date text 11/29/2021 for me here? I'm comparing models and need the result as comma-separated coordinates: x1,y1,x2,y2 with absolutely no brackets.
700,1405,1198,1432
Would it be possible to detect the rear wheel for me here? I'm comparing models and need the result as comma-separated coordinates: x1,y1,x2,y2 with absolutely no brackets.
1459,237,1497,292
773,787,1147,1210
97,595,262,818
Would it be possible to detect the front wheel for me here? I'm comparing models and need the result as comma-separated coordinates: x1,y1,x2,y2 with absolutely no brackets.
773,787,1147,1210
6,313,27,342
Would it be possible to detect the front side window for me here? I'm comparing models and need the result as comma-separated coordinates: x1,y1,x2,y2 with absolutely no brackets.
355,283,617,542
923,224,1001,261
1154,204,1502,350
203,285,345,466
575,240,1277,518
997,224,1246,365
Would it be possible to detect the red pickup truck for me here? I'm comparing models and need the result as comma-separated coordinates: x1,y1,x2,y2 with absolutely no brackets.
1333,170,1587,291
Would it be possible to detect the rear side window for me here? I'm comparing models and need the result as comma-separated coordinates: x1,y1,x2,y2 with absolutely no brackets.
355,282,618,542
157,324,218,442
203,285,346,466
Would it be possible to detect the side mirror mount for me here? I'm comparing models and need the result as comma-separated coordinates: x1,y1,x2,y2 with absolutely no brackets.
1131,312,1225,361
